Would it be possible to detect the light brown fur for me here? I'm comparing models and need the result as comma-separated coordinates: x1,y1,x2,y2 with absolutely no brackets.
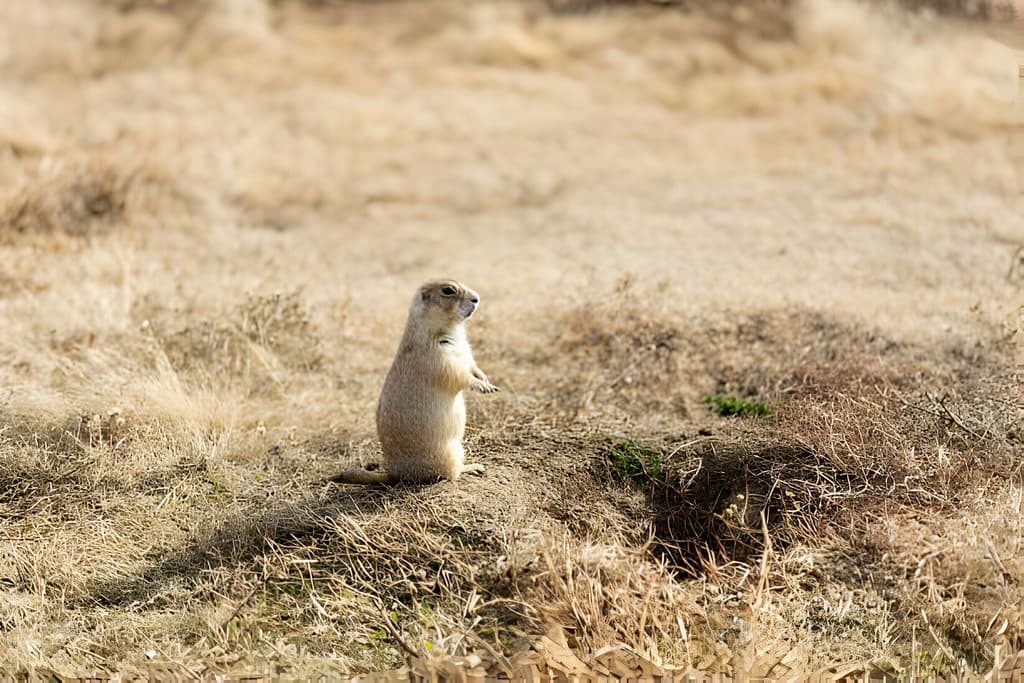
330,279,498,485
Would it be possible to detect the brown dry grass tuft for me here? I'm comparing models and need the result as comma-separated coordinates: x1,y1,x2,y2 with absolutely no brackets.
159,291,324,384
510,531,704,666
0,159,138,246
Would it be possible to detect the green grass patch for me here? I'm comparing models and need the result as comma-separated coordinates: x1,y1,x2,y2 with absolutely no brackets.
701,394,771,417
604,437,663,488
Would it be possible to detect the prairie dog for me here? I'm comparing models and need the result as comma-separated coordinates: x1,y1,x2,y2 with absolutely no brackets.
330,279,498,485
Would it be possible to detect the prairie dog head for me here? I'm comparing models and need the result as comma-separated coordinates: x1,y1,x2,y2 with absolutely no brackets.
411,279,481,328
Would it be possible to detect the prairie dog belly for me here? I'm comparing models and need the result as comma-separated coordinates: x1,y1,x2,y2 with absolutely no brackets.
378,377,466,481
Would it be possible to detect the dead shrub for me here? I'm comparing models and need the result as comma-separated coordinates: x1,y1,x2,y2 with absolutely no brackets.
161,291,323,383
0,160,135,245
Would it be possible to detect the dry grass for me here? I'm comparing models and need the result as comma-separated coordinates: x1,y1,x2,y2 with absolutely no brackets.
542,290,1022,672
159,290,324,383
0,0,1022,678
0,159,134,245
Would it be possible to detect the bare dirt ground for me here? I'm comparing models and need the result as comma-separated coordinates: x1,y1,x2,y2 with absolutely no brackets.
0,0,1022,678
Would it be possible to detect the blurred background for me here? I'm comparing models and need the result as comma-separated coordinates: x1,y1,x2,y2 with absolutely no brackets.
1,0,1023,677
2,0,1021,334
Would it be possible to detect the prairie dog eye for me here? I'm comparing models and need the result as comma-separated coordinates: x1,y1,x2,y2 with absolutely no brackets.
441,286,457,297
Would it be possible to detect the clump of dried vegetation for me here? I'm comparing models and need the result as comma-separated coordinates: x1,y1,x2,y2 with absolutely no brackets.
159,290,324,384
0,157,172,247
546,283,1023,673
0,160,131,244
